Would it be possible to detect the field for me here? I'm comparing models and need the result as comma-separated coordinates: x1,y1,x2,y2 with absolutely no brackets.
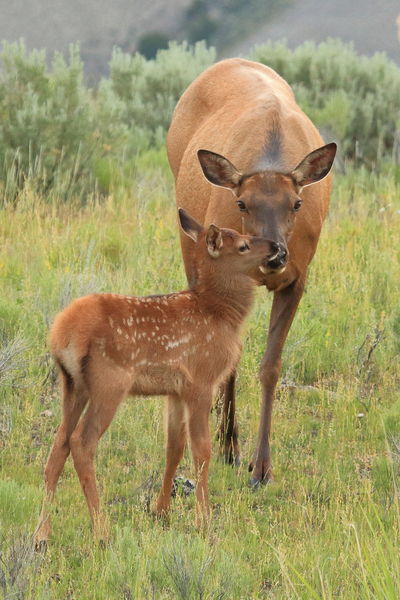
1,151,400,599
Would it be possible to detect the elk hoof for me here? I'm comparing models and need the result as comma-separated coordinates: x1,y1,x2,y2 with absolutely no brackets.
248,460,273,488
221,443,241,467
249,475,273,490
223,451,241,467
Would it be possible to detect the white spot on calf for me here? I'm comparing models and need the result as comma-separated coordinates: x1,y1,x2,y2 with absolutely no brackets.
165,334,191,350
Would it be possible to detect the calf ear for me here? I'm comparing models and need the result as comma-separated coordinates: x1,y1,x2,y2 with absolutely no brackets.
206,224,223,257
178,208,203,242
198,149,242,195
291,142,337,189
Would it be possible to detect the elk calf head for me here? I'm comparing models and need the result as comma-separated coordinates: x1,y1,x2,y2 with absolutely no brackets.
178,208,280,277
197,143,337,272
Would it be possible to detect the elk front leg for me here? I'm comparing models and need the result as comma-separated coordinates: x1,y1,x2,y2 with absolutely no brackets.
218,372,240,466
250,278,305,487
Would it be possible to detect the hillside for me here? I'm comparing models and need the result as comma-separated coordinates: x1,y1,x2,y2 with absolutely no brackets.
229,0,400,64
0,0,399,78
0,0,192,77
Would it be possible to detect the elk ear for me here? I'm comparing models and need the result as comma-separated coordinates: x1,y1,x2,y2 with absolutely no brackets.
206,224,223,258
197,149,242,195
178,208,203,242
291,142,337,189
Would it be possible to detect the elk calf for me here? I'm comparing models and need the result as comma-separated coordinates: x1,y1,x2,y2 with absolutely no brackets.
35,209,279,545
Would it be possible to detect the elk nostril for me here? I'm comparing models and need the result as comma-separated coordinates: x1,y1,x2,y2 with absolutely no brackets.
270,241,280,254
266,243,288,268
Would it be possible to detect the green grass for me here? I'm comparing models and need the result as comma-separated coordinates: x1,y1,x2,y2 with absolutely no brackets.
0,161,399,599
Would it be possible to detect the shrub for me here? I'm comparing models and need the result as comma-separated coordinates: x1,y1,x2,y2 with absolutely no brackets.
96,41,216,153
0,41,96,202
0,40,215,203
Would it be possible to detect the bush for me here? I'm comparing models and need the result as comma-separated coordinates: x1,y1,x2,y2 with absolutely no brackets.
0,40,215,203
0,41,96,202
96,41,216,153
251,39,400,164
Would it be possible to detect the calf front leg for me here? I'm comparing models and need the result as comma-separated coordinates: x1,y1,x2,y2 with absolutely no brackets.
250,278,305,487
155,395,186,516
186,389,213,526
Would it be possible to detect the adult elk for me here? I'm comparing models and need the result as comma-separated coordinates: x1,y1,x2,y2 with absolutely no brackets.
167,58,336,486
35,209,278,546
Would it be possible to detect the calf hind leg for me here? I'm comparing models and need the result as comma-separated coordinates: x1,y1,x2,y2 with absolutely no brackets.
35,370,88,549
69,389,125,541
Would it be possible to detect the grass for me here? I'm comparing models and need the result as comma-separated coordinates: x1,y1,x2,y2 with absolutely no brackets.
0,156,399,599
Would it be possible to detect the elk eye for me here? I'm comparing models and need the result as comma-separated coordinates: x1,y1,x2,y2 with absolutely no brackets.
236,200,247,212
238,243,249,253
293,199,302,211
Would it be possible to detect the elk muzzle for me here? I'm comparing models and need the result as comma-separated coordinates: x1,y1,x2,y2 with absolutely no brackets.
259,243,288,273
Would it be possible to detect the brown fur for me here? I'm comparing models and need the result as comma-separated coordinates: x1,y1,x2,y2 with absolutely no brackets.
34,212,278,544
167,58,337,481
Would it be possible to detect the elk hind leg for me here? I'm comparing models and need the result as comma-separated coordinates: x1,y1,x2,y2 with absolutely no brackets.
218,371,240,466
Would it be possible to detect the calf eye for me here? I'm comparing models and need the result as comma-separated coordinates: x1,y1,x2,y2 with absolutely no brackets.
236,200,247,212
238,243,249,253
293,199,302,211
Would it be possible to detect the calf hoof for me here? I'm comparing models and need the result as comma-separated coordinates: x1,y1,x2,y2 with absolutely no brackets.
98,538,109,550
34,539,48,555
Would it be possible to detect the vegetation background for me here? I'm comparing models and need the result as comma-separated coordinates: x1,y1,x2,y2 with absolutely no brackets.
0,39,400,598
